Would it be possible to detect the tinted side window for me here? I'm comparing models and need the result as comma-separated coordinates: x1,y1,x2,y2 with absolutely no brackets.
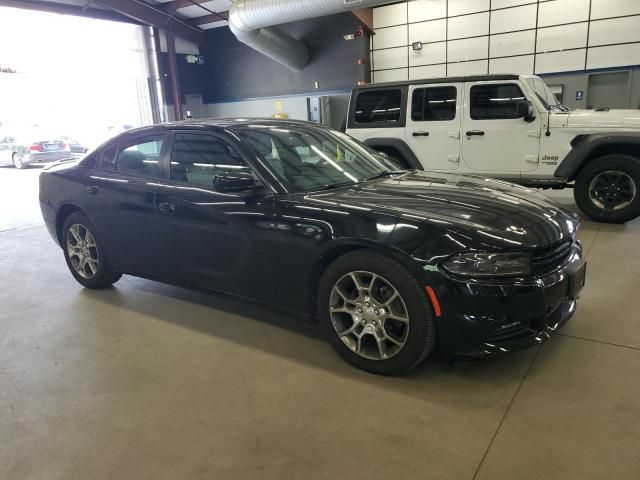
170,133,249,186
115,137,164,178
354,89,402,124
412,86,456,121
470,84,526,120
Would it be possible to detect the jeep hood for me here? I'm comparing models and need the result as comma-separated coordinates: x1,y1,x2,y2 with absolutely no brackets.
565,109,640,130
305,171,577,249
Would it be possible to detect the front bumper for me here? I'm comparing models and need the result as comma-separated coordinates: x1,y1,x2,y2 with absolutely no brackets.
427,246,584,357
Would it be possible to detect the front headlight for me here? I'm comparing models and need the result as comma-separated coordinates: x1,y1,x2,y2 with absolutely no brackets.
441,252,532,278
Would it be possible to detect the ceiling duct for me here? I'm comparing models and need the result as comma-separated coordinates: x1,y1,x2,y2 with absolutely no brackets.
228,0,397,71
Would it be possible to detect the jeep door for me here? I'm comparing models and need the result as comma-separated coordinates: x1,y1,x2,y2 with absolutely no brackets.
405,83,461,170
461,81,542,175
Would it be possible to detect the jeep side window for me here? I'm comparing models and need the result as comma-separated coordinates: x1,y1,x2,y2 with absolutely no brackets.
354,89,402,124
470,84,526,120
412,86,456,121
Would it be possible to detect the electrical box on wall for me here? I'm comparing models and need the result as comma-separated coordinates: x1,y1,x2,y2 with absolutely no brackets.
307,96,331,126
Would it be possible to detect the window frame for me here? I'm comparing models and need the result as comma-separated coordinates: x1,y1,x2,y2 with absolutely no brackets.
468,82,529,121
410,85,458,122
96,132,169,180
348,86,408,129
165,130,270,192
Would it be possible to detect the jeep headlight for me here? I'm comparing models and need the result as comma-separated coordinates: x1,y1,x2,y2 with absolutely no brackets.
441,252,532,278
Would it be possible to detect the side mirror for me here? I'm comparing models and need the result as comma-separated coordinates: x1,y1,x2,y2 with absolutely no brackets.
516,100,536,122
213,171,263,194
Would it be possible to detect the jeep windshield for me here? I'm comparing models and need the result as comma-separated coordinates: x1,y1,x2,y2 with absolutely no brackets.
235,125,402,192
526,76,569,112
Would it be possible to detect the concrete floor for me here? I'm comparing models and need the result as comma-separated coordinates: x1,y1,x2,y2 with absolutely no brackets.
1,171,639,480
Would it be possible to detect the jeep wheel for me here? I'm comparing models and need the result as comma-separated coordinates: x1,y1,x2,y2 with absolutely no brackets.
574,154,640,223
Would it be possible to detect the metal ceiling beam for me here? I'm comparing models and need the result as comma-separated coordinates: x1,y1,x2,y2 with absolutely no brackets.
93,0,205,44
191,11,228,25
0,0,139,24
160,0,211,12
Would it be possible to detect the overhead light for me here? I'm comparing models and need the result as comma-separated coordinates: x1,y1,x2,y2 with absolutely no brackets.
412,41,423,51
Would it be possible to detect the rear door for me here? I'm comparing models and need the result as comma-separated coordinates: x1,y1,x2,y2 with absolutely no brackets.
84,133,166,274
405,83,461,170
461,81,541,174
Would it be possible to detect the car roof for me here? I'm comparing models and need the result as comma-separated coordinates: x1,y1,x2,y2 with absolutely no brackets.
353,74,521,90
117,118,328,139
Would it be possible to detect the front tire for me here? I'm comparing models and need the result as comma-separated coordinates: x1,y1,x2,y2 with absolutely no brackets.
62,212,122,288
318,251,436,375
574,154,640,223
12,153,25,169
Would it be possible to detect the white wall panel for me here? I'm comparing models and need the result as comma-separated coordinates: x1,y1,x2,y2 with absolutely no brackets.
489,55,534,74
538,0,589,28
591,0,640,19
373,2,407,28
409,64,447,80
491,0,535,9
490,4,537,34
490,30,535,57
408,19,447,44
409,42,446,66
587,43,640,69
536,23,588,53
373,68,408,83
535,49,586,74
588,16,640,46
447,60,488,76
372,47,408,70
372,25,407,50
447,12,489,40
448,36,488,62
447,0,490,17
408,0,446,22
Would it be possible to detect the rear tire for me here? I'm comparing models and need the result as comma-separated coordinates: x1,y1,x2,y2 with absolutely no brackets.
574,154,640,223
12,153,25,169
62,212,122,288
318,250,436,375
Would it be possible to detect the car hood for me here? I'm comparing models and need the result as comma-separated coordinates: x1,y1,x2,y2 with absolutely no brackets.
564,109,640,130
305,171,577,249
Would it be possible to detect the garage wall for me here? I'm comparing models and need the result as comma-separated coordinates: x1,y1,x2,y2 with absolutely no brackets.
370,0,640,81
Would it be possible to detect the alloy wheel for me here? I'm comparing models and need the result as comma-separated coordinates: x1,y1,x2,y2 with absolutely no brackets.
329,271,410,360
12,153,23,169
588,170,637,211
66,223,99,279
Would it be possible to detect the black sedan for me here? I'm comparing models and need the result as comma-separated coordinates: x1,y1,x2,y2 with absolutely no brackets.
39,119,586,375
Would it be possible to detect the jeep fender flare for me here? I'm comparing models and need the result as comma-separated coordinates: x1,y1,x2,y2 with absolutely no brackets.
555,133,640,180
362,138,424,170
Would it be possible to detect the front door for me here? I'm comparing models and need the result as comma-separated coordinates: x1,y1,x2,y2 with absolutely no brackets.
405,83,461,170
154,131,275,296
461,81,542,174
84,134,166,274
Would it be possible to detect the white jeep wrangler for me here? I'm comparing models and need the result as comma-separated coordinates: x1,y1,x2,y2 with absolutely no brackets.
346,74,640,223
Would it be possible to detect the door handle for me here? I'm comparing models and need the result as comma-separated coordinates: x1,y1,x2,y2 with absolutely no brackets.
158,201,176,216
86,185,99,195
465,130,485,136
412,131,429,137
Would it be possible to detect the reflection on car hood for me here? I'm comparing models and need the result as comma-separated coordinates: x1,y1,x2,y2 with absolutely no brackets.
306,171,577,249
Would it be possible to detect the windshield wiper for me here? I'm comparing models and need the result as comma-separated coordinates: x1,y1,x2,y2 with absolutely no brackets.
314,181,357,191
366,170,406,181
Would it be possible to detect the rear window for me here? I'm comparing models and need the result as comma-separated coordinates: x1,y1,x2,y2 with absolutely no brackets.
354,89,402,124
411,86,457,121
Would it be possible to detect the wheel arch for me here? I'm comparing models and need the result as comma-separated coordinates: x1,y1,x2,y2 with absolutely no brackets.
556,134,640,181
306,239,423,322
55,204,85,245
362,138,424,170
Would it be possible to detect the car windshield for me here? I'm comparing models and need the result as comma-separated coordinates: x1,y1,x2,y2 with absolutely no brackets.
525,76,569,112
234,125,402,192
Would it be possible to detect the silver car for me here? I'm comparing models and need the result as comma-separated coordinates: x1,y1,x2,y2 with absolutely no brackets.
0,134,72,169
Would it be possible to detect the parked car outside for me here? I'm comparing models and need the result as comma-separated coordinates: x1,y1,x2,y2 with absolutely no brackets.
39,119,586,375
0,132,72,168
346,73,640,223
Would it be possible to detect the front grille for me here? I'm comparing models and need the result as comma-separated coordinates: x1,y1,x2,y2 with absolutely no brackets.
532,240,573,276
